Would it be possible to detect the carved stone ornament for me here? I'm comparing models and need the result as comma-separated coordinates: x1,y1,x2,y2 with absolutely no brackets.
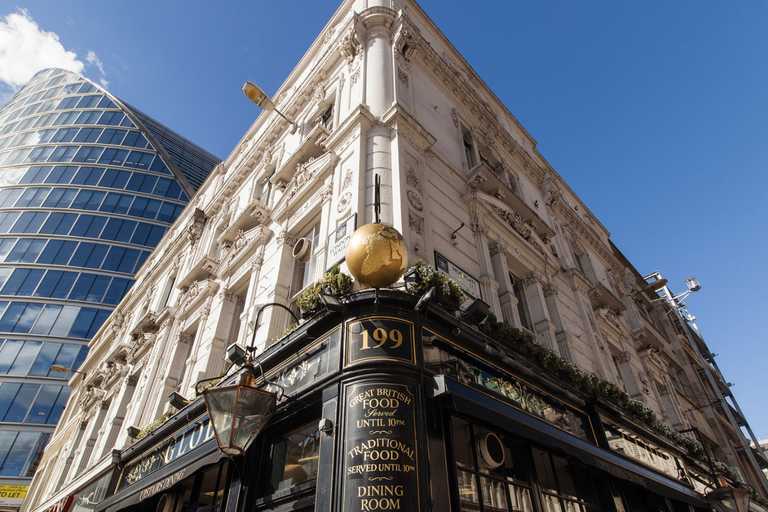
406,189,423,211
491,205,533,240
339,21,362,64
409,211,424,235
406,167,420,189
187,208,207,245
394,22,420,61
337,191,352,214
614,351,631,364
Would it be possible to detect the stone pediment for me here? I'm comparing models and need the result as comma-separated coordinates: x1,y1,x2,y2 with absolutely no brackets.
177,278,219,319
219,225,272,276
272,151,338,219
475,190,554,243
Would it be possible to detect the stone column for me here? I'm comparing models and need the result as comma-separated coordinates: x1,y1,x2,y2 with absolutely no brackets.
98,370,139,454
72,400,110,476
361,8,395,225
489,242,521,326
186,290,241,390
521,273,557,352
543,284,573,361
474,226,503,319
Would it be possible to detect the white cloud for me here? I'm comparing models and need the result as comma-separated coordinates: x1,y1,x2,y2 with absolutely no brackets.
0,9,109,100
86,50,108,88
0,9,83,88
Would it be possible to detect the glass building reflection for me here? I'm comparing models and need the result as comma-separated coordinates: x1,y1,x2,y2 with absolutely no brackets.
0,69,218,487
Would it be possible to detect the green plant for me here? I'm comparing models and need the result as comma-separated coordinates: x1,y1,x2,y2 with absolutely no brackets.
295,266,354,315
405,262,464,311
135,411,174,440
477,316,714,464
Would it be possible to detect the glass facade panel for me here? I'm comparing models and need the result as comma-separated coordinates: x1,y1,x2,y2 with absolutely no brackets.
0,67,217,489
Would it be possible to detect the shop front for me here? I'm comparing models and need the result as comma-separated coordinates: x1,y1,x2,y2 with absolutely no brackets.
52,292,747,512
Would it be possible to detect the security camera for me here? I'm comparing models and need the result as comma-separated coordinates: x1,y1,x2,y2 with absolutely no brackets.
225,343,248,367
685,277,701,293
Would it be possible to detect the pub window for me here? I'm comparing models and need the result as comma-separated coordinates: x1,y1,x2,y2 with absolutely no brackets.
450,416,535,512
462,125,478,169
254,410,320,502
509,273,533,332
531,447,599,512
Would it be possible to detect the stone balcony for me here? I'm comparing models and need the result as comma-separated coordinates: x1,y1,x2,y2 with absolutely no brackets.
468,161,554,242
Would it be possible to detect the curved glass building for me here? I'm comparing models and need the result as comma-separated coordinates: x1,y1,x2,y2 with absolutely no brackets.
0,68,218,504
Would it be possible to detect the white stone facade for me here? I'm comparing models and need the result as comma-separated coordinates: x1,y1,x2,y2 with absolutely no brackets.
23,0,766,509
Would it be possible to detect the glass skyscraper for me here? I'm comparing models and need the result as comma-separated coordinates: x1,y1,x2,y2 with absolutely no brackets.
0,68,218,507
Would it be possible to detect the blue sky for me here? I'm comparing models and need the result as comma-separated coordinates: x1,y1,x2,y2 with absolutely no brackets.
1,1,766,439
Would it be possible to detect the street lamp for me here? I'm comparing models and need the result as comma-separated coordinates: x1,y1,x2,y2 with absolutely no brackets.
201,303,298,457
242,81,298,133
49,364,85,376
203,371,277,457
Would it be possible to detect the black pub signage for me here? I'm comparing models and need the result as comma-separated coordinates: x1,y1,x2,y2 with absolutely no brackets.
118,416,215,490
346,316,415,367
342,382,420,512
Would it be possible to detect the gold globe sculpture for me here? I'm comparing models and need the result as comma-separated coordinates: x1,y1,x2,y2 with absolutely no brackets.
345,223,408,288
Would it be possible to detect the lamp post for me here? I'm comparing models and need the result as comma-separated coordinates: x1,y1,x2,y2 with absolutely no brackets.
201,302,298,457
242,81,298,133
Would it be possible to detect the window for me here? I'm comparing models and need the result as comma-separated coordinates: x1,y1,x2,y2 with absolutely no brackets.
42,189,77,208
102,246,139,273
35,270,77,299
261,420,320,496
290,222,320,298
104,278,132,305
71,215,107,238
1,268,44,296
0,431,51,476
318,103,334,131
98,147,128,165
69,274,110,303
462,125,477,169
0,383,68,424
71,190,105,210
101,218,136,242
12,211,48,233
99,169,131,189
15,187,49,207
45,165,77,184
72,146,103,164
70,242,108,269
71,166,104,185
40,212,77,234
531,448,599,512
0,302,44,333
509,273,533,332
37,240,78,265
450,417,535,512
6,239,46,262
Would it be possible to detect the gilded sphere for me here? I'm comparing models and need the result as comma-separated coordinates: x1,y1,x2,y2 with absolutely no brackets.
345,223,408,288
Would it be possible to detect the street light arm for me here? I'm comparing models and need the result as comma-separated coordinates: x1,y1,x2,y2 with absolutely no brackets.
248,302,299,352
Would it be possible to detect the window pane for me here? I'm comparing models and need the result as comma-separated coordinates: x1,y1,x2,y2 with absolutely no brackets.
3,383,39,421
30,304,62,335
0,341,23,373
37,240,77,265
25,384,62,423
29,342,61,376
8,341,41,375
49,306,78,337
0,431,42,476
266,421,320,493
0,383,21,419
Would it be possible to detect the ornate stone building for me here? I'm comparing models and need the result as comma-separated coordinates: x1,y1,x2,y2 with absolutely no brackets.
22,1,767,512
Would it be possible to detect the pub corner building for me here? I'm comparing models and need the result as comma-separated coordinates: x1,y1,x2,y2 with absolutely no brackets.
21,1,768,511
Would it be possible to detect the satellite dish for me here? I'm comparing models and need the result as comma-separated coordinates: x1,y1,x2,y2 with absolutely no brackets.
292,238,312,261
